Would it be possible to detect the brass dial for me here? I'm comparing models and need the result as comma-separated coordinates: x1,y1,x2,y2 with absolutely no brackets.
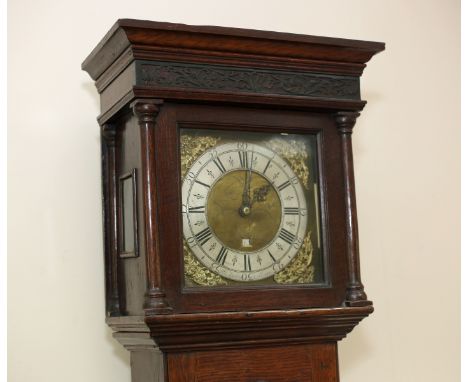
182,142,308,282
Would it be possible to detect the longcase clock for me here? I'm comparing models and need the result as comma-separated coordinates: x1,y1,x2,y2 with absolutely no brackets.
82,19,384,382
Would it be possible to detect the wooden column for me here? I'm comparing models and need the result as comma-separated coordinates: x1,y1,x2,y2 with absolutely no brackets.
335,112,371,306
131,99,172,314
101,123,121,316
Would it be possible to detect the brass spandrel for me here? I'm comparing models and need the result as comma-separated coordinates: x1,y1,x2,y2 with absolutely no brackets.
274,231,314,284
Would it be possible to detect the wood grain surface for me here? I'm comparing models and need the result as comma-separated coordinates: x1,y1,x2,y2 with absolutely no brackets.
168,344,338,382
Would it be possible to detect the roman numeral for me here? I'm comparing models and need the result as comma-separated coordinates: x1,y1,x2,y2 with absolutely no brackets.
278,228,295,245
188,206,205,213
284,207,299,215
194,227,212,246
215,246,228,265
267,250,276,262
195,180,210,188
244,255,252,271
238,150,248,169
213,157,226,173
277,180,291,191
263,159,271,174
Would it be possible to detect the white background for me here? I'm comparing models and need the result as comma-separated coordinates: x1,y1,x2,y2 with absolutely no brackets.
8,1,460,381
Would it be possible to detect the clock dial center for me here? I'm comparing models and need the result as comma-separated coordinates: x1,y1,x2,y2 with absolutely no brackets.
207,170,281,252
240,205,251,216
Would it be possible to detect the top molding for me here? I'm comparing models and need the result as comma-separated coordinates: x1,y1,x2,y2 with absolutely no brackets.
82,19,385,81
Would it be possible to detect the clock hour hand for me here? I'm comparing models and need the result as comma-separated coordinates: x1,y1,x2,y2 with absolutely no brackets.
239,155,253,217
242,170,251,203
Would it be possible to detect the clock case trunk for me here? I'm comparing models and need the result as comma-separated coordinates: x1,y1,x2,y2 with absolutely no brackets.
82,19,384,382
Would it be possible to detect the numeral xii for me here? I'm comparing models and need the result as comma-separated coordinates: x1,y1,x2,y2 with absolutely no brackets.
238,150,249,169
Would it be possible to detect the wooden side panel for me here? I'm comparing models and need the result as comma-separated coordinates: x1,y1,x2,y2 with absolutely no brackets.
131,350,166,382
118,112,148,315
167,343,338,382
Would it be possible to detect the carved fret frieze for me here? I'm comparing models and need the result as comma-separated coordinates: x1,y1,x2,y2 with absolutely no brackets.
136,61,360,100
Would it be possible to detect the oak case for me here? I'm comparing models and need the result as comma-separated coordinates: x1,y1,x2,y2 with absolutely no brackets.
83,19,384,382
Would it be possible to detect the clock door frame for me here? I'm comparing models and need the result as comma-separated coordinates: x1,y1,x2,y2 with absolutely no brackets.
152,102,348,313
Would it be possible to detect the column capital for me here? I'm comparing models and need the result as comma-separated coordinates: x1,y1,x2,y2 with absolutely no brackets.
335,111,360,134
101,123,117,142
131,99,163,123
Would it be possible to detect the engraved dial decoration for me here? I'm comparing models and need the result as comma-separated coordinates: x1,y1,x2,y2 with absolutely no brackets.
182,142,308,282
